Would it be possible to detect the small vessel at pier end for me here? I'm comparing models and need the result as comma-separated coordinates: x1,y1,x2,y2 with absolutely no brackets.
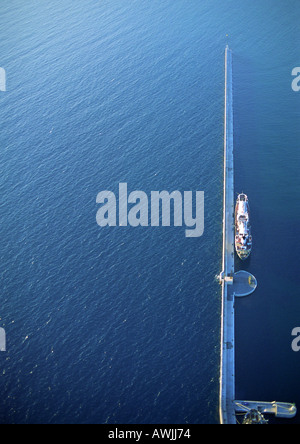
235,193,252,260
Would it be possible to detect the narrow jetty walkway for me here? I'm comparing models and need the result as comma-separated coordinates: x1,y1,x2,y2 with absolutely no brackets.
219,46,296,425
219,45,236,425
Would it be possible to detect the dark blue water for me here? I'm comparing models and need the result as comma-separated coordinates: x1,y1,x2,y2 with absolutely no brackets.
0,0,299,424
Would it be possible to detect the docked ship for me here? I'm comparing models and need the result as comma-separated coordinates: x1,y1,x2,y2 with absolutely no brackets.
235,193,252,260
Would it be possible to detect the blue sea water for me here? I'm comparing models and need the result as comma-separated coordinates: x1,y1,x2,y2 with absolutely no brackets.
0,0,299,424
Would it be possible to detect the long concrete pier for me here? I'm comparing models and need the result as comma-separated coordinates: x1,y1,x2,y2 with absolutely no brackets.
219,46,257,424
219,46,296,425
219,45,236,425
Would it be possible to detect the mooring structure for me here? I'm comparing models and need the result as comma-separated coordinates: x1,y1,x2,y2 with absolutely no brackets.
219,46,296,424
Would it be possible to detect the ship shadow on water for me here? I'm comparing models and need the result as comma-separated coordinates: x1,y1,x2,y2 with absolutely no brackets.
235,254,252,273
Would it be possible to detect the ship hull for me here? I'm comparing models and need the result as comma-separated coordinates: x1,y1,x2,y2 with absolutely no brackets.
235,194,252,260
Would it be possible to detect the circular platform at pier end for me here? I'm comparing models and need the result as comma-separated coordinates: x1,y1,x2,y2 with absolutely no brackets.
233,271,257,297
